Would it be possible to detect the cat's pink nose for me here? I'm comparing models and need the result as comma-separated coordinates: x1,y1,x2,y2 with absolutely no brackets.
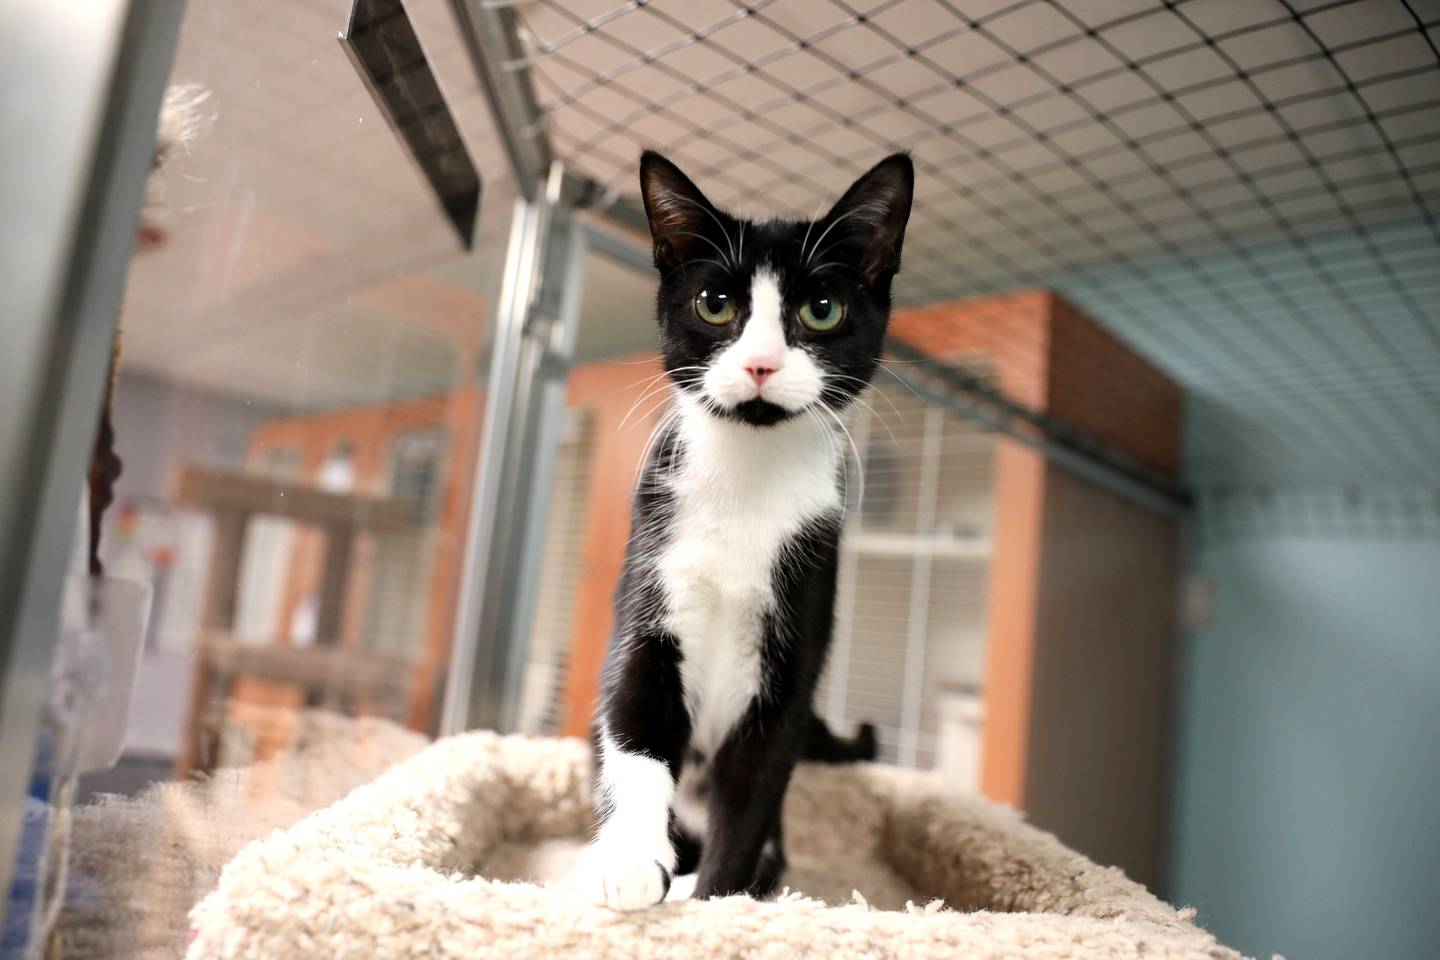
745,359,781,385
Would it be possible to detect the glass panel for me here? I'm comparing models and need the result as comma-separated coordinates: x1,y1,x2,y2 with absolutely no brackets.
26,2,518,952
96,2,513,778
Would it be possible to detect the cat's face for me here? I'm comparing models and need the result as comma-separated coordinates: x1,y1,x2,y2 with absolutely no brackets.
640,151,914,427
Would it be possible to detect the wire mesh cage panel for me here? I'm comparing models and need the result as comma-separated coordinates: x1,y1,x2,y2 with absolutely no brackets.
817,380,996,775
516,411,598,734
508,0,1440,512
476,3,1440,830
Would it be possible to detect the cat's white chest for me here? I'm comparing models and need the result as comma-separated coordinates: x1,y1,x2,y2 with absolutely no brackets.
657,403,841,752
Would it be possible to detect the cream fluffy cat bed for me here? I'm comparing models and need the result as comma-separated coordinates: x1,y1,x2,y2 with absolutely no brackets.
185,732,1247,959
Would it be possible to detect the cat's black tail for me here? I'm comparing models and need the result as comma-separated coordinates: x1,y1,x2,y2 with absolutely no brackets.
803,711,878,763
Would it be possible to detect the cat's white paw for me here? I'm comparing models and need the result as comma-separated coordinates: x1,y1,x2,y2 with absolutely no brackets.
577,844,671,911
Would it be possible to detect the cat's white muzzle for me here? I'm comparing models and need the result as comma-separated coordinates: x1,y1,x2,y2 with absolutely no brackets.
701,269,824,413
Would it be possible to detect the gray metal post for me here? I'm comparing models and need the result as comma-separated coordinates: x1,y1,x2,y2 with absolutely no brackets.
440,0,615,736
0,0,185,916
447,0,550,203
441,166,590,735
496,192,589,728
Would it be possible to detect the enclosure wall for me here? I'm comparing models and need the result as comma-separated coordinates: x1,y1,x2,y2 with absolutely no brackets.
1024,469,1180,890
1171,535,1440,960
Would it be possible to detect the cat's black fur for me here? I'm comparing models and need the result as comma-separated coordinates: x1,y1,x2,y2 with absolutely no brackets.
587,150,912,907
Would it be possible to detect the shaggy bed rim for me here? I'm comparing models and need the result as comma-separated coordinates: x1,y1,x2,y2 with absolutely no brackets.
187,732,1249,960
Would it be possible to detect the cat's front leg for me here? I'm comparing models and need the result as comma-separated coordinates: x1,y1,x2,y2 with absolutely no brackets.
694,698,807,899
579,631,691,911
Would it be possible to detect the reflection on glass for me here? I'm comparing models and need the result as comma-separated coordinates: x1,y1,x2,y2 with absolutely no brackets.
29,1,513,953
33,0,505,841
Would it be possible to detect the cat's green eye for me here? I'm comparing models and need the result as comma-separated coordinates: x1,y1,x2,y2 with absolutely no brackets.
799,293,845,332
695,289,736,325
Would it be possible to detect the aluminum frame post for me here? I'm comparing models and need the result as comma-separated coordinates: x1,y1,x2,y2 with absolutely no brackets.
442,165,589,735
0,0,185,917
447,0,550,201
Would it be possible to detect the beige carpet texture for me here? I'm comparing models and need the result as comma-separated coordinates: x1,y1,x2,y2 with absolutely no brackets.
182,730,1251,960
60,712,429,958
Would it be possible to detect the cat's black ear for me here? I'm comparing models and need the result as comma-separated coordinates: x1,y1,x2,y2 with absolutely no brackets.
640,150,725,273
822,153,914,284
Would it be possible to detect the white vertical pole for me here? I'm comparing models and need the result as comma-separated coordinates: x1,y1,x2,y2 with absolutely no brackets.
825,394,874,729
441,196,547,735
899,405,944,766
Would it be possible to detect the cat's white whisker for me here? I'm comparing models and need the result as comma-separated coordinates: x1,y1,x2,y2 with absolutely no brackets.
630,408,682,496
805,260,853,276
822,374,906,430
623,369,674,394
813,400,866,516
671,195,738,267
804,207,872,265
672,230,736,268
875,363,927,404
823,387,894,445
616,370,704,437
616,383,673,435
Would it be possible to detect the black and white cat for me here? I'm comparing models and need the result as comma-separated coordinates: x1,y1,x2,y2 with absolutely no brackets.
577,150,914,911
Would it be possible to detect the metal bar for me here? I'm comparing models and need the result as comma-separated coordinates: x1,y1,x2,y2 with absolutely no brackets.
441,165,590,735
581,214,654,273
441,5,657,733
442,198,546,734
339,0,481,248
446,0,550,199
898,404,944,766
446,0,654,230
578,191,651,242
496,196,589,729
0,0,185,921
879,347,1192,520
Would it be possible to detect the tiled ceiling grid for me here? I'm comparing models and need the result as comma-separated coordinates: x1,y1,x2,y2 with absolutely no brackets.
509,0,1440,493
